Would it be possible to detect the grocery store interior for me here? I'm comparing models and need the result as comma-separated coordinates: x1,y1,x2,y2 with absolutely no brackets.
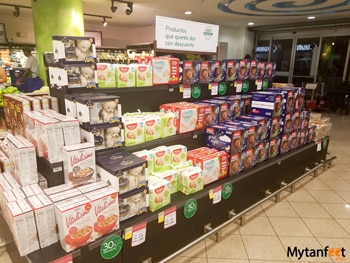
0,0,350,263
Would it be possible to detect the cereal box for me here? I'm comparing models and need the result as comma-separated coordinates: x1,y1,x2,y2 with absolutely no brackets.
85,187,119,239
62,143,96,187
27,193,58,249
54,196,94,252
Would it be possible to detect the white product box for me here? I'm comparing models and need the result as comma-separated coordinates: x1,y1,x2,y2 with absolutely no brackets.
148,176,171,212
23,111,41,156
85,187,119,239
1,189,17,221
97,63,117,88
39,109,80,146
0,149,14,173
116,64,136,87
152,169,178,194
150,146,172,172
21,183,44,198
38,173,48,189
143,114,161,142
77,180,108,194
54,196,94,252
6,199,40,256
6,134,38,186
48,188,82,203
123,116,145,146
178,166,204,195
42,183,71,196
168,144,187,165
62,143,96,187
2,171,21,189
43,95,60,112
27,193,58,248
135,63,153,87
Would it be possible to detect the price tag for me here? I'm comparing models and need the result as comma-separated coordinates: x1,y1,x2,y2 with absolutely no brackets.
236,81,242,93
212,186,222,204
211,83,218,95
50,254,73,263
179,84,184,93
256,79,262,90
158,211,165,223
164,206,177,229
131,222,147,247
124,227,132,240
317,141,321,152
183,86,191,99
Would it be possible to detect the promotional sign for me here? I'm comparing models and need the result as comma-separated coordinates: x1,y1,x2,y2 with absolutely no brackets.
156,16,219,53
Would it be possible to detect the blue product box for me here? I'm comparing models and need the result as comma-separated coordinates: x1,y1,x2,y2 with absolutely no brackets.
269,116,282,138
244,147,258,170
247,59,259,80
251,91,284,118
210,60,226,83
288,130,299,150
307,125,316,143
294,87,306,111
228,121,261,149
182,60,200,84
281,112,293,134
215,96,241,120
205,124,247,154
240,94,253,115
268,87,296,113
280,133,290,154
237,59,248,80
256,139,269,163
291,109,302,131
199,61,212,84
229,152,245,176
201,99,231,123
268,136,281,159
237,115,270,141
224,59,239,81
298,129,308,146
265,62,276,80
300,110,310,130
257,61,266,79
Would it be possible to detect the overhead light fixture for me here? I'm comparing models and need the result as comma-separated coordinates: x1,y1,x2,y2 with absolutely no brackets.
125,2,133,15
102,17,108,27
111,0,117,13
13,6,20,17
307,16,316,20
184,11,192,15
248,22,255,26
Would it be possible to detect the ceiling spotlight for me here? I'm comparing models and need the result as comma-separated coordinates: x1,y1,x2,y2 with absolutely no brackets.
111,0,117,13
102,17,107,26
13,6,20,17
125,2,133,15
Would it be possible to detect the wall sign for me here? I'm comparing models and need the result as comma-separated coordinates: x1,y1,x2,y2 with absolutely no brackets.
85,31,102,47
155,16,219,53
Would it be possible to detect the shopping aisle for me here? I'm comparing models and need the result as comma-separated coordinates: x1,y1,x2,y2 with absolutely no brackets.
167,113,350,263
0,113,349,263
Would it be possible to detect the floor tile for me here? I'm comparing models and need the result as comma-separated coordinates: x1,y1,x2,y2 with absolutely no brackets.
174,240,207,258
322,180,350,191
302,218,349,238
166,256,208,263
283,189,317,203
307,190,345,203
317,170,345,181
335,219,350,235
207,259,249,263
317,238,350,263
262,201,299,218
241,235,287,261
205,234,247,260
268,217,313,237
335,191,350,203
290,202,331,218
302,180,332,191
238,216,276,236
279,236,333,262
320,203,350,219
221,221,240,235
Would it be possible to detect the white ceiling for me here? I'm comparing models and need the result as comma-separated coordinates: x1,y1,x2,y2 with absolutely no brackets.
1,0,350,29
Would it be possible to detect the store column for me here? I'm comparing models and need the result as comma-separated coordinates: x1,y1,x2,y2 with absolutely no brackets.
31,0,85,83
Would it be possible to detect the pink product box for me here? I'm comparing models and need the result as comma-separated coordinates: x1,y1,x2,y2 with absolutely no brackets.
152,57,180,85
182,60,200,84
210,60,226,83
237,59,248,80
85,187,119,239
199,61,212,83
187,148,218,166
228,152,245,176
268,136,281,159
52,36,96,63
195,151,228,185
62,143,96,187
54,196,94,252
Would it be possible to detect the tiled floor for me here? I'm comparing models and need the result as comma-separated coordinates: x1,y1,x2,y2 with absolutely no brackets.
0,113,349,263
166,113,350,263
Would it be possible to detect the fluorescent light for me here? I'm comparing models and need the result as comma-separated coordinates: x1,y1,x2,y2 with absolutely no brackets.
307,16,316,20
184,11,192,15
248,22,255,26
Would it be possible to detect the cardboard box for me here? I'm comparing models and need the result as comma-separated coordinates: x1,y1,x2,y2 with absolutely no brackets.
237,115,270,141
182,60,200,84
151,57,180,85
97,63,117,88
237,59,248,80
135,63,153,87
152,169,178,194
85,187,119,239
148,176,171,212
6,199,40,256
119,186,149,222
195,151,228,185
256,139,269,163
52,36,97,62
116,64,136,88
268,136,281,159
96,149,148,194
224,59,238,81
210,60,226,83
178,166,204,195
199,61,212,83
27,193,58,248
62,143,96,187
228,152,245,176
251,91,284,118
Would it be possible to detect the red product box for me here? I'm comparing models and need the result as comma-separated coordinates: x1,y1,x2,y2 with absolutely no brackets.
195,151,228,185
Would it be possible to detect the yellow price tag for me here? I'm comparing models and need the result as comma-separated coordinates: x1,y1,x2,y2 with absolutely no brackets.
209,189,214,199
208,84,212,90
234,81,237,87
124,227,133,240
179,84,184,93
158,211,165,223
255,80,258,86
